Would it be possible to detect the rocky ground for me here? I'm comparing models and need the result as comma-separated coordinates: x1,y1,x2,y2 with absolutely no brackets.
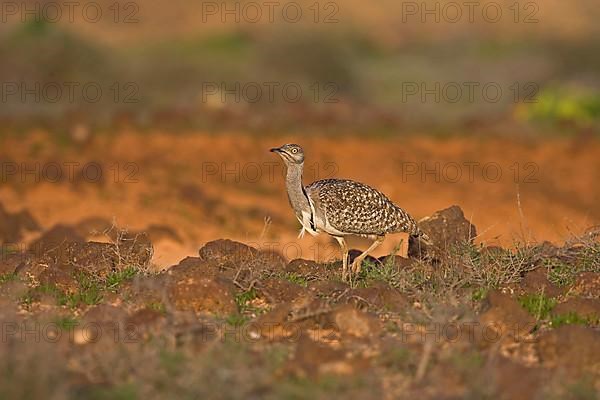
0,204,599,399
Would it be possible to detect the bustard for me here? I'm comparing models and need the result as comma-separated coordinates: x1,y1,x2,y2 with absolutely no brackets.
270,143,430,281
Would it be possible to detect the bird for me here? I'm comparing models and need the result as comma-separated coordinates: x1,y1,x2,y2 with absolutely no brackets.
270,143,430,281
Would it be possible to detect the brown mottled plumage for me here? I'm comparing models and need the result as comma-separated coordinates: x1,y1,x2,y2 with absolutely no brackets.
306,178,422,236
270,144,429,281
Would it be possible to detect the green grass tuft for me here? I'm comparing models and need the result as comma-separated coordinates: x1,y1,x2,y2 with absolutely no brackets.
518,292,557,320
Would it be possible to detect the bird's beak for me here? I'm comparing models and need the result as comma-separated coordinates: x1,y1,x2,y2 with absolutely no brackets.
270,147,281,153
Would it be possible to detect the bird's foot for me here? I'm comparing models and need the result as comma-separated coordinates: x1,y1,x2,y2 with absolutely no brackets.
350,259,363,275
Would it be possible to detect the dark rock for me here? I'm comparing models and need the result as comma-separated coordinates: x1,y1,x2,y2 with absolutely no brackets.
286,258,327,276
167,276,237,315
126,308,167,340
168,256,220,279
326,303,382,339
477,290,536,346
552,298,600,320
308,280,350,298
199,239,285,272
291,334,366,377
492,357,544,400
570,272,600,298
537,325,600,376
38,268,78,294
199,239,258,265
116,232,153,269
348,282,409,312
408,205,477,259
251,303,296,341
520,268,563,297
82,304,128,325
258,278,307,303
0,203,40,244
28,224,85,257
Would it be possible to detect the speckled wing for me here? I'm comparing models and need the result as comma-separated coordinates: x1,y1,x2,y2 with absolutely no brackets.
305,179,419,236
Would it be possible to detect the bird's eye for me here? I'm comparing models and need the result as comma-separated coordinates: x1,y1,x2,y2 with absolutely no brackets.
291,148,298,154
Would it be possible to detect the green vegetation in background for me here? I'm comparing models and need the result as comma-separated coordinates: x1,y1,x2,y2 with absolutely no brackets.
517,88,600,129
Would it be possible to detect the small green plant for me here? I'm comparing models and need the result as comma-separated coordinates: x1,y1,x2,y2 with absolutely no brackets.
74,273,103,306
225,313,249,327
235,288,258,314
550,312,599,328
0,273,17,285
471,287,488,302
545,258,576,287
148,301,167,314
284,272,308,287
518,292,556,320
105,266,138,291
379,346,412,372
54,316,79,331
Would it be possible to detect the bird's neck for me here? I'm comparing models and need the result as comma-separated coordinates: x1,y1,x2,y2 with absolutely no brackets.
285,163,311,218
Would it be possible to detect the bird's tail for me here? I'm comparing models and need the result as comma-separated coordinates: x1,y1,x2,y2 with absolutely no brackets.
396,207,432,245
412,229,432,246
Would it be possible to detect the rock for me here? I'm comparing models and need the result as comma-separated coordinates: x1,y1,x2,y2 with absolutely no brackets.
258,278,307,304
570,272,600,298
168,256,220,279
492,357,544,400
199,239,258,265
199,239,285,272
408,205,477,259
126,308,167,341
477,290,536,346
286,258,325,275
116,232,154,269
28,224,85,256
348,282,409,312
537,325,600,375
0,252,25,276
38,267,79,294
21,239,152,281
327,304,382,339
0,203,40,244
308,280,350,298
167,276,237,315
291,334,366,377
552,298,600,320
121,274,169,308
520,268,563,298
251,303,296,341
83,304,129,325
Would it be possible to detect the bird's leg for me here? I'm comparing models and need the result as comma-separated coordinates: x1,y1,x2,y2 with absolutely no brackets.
334,236,349,281
351,235,386,276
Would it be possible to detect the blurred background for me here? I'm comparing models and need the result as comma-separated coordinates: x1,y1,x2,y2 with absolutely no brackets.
1,0,600,267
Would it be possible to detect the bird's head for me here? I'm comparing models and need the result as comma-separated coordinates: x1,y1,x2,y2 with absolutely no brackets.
270,144,305,165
